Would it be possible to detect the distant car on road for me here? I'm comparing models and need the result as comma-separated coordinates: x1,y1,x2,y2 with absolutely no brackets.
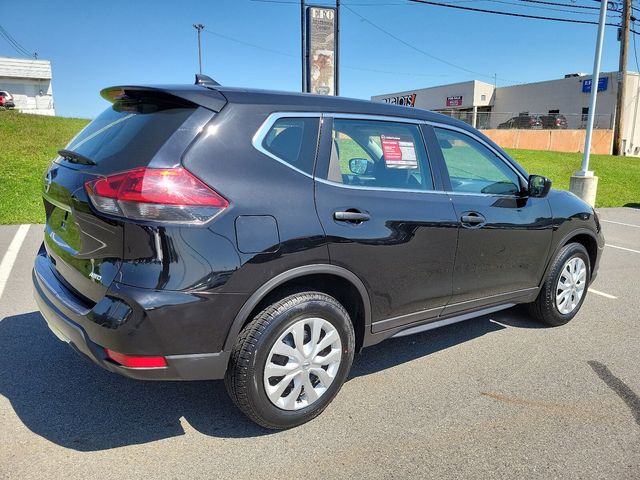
33,76,604,429
498,114,542,129
0,91,15,109
540,113,568,129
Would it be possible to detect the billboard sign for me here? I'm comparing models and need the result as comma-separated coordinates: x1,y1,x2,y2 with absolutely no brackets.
582,77,608,93
306,6,336,96
446,95,463,107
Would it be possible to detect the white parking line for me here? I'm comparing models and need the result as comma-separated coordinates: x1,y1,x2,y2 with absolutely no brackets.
588,288,617,299
606,244,640,254
601,219,640,229
0,224,30,300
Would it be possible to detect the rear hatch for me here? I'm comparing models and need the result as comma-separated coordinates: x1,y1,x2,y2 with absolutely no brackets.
42,88,220,303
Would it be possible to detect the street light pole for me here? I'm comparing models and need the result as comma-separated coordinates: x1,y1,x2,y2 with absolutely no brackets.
193,23,205,74
570,0,607,206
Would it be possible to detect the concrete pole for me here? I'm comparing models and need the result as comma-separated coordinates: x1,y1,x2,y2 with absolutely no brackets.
570,0,607,207
472,105,478,129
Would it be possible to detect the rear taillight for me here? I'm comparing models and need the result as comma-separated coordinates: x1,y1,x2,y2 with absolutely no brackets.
105,348,167,368
85,167,228,224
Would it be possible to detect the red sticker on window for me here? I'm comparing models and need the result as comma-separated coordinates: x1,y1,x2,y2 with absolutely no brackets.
380,135,418,169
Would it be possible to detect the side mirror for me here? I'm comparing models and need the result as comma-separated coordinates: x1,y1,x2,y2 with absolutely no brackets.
349,158,372,176
528,174,552,198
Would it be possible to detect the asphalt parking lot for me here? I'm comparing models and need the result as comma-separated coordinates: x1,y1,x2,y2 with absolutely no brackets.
0,208,638,479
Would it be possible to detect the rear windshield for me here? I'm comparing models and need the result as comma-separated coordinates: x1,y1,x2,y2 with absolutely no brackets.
63,96,196,165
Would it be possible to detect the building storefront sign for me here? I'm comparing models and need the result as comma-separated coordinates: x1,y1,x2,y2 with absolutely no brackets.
446,95,463,107
582,77,608,93
380,93,416,107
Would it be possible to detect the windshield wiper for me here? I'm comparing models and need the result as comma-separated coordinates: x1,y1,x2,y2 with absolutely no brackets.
58,149,96,166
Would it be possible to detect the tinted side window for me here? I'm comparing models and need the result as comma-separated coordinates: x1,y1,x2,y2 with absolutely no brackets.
327,118,433,191
433,128,521,195
262,117,320,175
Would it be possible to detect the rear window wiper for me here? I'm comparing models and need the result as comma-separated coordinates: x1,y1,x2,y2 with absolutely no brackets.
58,149,97,166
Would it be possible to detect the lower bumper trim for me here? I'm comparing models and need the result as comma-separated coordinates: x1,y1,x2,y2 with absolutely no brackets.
33,268,229,381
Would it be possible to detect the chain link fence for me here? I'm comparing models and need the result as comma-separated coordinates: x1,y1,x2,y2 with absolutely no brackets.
436,110,613,130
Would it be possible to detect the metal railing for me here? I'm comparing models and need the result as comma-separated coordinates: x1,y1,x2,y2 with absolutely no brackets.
436,111,613,130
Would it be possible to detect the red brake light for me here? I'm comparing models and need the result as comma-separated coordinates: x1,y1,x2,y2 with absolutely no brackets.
105,348,167,368
85,167,228,223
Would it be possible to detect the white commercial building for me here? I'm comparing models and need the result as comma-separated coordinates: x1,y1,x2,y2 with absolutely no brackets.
373,72,640,156
0,56,55,116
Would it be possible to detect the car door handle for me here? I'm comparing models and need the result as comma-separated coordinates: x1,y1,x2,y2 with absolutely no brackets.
334,210,371,222
461,213,486,225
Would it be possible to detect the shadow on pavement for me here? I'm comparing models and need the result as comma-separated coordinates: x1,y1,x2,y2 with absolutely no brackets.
588,360,640,426
0,307,540,451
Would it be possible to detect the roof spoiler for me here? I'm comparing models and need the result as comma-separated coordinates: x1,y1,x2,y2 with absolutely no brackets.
100,84,227,112
195,74,220,88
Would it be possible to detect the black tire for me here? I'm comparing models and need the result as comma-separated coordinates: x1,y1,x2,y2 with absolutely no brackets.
527,242,590,326
225,291,355,429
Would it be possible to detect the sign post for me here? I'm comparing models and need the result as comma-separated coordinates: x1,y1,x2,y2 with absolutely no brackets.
570,0,608,207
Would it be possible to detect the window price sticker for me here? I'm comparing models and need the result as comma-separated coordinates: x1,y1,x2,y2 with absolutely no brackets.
380,135,418,169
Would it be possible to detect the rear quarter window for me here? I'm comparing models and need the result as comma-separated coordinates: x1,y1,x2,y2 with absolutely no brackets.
261,117,320,175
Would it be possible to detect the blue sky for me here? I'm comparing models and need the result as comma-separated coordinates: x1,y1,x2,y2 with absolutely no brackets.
1,0,629,118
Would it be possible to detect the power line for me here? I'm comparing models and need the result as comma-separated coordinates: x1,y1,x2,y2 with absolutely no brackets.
517,0,606,10
343,4,521,83
0,24,35,58
203,28,451,78
0,28,29,56
408,0,621,25
483,0,620,16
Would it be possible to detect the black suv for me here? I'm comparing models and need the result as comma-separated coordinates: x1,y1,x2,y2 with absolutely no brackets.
540,113,568,129
497,114,543,129
33,77,604,429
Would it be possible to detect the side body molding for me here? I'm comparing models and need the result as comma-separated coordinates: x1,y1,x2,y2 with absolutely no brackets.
222,264,372,352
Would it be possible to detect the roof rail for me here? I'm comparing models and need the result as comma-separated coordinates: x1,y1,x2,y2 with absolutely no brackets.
195,74,220,88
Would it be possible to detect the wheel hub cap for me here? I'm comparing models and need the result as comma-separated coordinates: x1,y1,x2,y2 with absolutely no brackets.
555,257,587,315
263,317,342,411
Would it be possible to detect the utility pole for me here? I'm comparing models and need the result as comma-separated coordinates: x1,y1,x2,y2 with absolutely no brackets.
193,23,205,74
570,0,608,207
613,0,631,155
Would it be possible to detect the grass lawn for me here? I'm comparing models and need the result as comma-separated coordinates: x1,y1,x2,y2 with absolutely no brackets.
0,111,89,224
507,149,640,208
0,111,637,224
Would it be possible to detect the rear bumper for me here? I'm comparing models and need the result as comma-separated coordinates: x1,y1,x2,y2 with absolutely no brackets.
32,256,232,381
